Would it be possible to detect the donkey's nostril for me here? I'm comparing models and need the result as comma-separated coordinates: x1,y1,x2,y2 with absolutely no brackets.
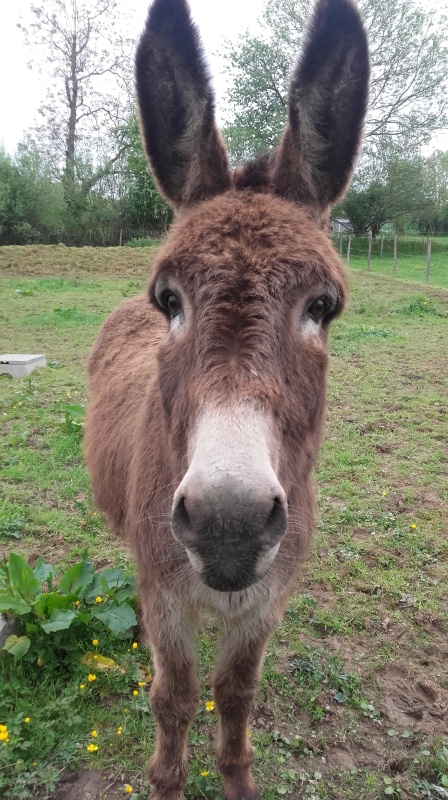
171,495,195,545
264,494,288,542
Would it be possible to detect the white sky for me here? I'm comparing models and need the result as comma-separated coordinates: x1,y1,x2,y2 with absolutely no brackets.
0,0,265,154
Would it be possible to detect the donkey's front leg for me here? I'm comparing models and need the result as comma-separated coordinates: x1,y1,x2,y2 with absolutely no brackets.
144,606,199,800
213,622,273,800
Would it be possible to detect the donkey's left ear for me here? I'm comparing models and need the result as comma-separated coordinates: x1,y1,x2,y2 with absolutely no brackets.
271,0,369,217
136,0,232,211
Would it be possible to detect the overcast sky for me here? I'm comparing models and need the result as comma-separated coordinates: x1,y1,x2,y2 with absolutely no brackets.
0,0,265,154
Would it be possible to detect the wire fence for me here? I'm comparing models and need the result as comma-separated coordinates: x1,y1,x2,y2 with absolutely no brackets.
331,234,448,288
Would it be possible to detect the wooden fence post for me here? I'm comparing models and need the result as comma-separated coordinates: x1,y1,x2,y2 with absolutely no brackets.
119,228,123,247
339,233,343,255
347,235,352,263
380,235,384,257
426,239,432,285
367,233,372,272
393,236,397,276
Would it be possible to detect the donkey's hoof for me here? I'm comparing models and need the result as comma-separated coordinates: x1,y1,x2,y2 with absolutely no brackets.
223,777,261,800
149,789,185,800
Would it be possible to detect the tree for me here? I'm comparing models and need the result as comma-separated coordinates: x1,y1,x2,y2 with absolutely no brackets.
338,156,433,236
19,0,133,188
222,0,448,165
115,114,172,237
0,141,65,245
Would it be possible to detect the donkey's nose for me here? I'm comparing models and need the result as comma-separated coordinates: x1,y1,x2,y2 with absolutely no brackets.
171,477,288,591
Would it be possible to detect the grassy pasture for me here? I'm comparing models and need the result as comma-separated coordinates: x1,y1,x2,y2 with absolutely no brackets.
0,245,448,800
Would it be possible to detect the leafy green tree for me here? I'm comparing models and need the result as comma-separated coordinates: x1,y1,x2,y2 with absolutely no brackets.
222,0,448,165
0,142,64,245
116,114,172,236
338,157,433,236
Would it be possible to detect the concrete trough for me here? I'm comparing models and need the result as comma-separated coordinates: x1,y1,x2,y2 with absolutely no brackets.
0,354,46,378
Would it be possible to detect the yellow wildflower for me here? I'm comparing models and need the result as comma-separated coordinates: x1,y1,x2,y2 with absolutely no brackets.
91,730,98,738
24,717,30,724
133,690,139,697
95,596,102,603
0,730,9,742
94,654,98,659
382,491,388,496
411,523,417,529
86,743,98,753
87,673,97,682
0,725,7,732
92,639,99,646
138,681,146,687
132,642,138,650
79,683,85,690
205,701,215,712
75,600,80,606
117,726,123,735
125,786,133,794
201,771,209,777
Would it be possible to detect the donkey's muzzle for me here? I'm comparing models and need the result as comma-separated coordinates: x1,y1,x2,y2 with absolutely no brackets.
171,480,288,591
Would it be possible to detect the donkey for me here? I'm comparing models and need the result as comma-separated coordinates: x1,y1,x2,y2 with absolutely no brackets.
85,0,369,796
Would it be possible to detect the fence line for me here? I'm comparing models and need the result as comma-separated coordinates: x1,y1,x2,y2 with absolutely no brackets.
331,234,446,287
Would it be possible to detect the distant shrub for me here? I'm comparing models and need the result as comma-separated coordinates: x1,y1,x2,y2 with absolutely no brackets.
125,237,159,248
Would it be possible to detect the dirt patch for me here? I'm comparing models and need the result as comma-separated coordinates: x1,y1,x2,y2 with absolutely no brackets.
376,664,448,734
53,770,130,800
326,743,357,769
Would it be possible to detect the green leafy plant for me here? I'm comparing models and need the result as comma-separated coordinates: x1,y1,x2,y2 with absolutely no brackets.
63,403,85,436
291,644,369,721
0,551,137,662
0,500,25,540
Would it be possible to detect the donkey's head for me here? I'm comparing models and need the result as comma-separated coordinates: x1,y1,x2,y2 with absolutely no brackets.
136,0,369,592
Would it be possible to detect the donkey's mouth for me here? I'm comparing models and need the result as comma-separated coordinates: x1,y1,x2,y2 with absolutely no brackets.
186,542,279,593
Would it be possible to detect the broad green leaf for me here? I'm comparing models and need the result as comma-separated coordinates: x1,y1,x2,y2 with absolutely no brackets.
65,404,84,418
33,556,54,585
59,554,94,595
41,608,76,633
0,595,31,614
384,787,395,796
114,585,136,604
2,634,31,659
91,602,137,635
100,568,127,589
33,592,78,616
8,553,40,600
25,622,39,633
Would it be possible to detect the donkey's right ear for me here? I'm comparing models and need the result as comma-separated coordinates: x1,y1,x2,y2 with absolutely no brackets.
136,0,232,211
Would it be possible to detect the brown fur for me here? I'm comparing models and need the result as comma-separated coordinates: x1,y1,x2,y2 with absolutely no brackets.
85,0,369,797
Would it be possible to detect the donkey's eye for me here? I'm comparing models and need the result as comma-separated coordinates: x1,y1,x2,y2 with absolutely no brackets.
158,290,182,319
306,295,336,324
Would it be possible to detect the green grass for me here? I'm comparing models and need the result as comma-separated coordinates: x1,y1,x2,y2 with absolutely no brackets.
1,248,448,799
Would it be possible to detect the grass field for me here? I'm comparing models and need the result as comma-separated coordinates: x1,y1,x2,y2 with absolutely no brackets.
1,245,448,800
